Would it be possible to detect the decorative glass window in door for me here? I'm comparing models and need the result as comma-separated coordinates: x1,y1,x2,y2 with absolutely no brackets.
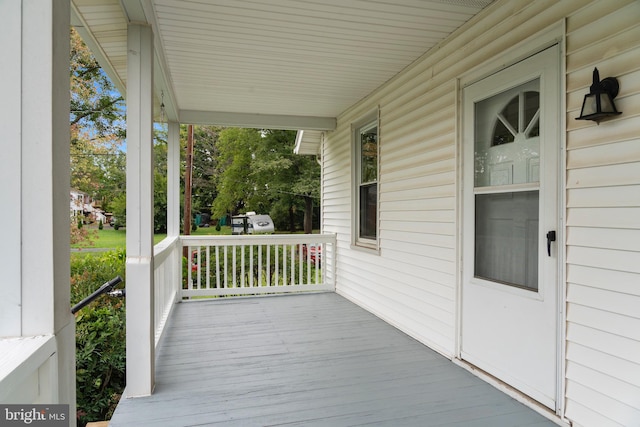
473,79,540,290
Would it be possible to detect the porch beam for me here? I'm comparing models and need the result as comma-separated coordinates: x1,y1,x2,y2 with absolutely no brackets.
180,110,337,131
125,22,155,398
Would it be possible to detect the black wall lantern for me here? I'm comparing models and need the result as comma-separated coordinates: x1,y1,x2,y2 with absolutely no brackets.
576,68,622,124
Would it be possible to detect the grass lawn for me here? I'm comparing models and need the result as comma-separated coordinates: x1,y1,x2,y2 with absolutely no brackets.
72,225,233,250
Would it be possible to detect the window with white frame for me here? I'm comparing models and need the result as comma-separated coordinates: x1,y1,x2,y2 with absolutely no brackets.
354,118,378,245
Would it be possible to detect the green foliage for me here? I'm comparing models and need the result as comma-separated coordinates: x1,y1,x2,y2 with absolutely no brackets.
77,217,83,229
110,194,126,230
70,28,124,140
210,128,320,232
75,305,125,427
71,218,96,246
98,219,103,230
71,249,126,305
71,250,126,426
70,28,126,206
211,128,262,218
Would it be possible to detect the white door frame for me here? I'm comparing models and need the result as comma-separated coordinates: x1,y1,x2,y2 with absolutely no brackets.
454,24,566,418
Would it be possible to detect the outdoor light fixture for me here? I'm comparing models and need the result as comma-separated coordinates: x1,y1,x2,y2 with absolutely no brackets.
576,67,622,124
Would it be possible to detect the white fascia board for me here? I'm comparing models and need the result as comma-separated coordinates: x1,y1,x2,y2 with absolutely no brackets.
180,110,336,131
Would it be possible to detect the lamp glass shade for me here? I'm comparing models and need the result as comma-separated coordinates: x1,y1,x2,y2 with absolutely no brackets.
580,94,598,116
576,69,622,122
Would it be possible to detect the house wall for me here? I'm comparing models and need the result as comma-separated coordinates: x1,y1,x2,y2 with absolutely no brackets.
322,0,639,425
564,2,640,426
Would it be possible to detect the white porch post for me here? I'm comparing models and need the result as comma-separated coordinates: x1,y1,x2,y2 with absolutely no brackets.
167,121,181,237
125,23,155,397
0,0,75,418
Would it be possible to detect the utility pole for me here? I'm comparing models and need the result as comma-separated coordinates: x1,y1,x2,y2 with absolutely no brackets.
183,124,194,256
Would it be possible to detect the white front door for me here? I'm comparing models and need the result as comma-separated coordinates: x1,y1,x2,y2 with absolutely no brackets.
461,46,560,409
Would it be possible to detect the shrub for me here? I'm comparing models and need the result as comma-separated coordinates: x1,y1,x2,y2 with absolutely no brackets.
98,219,103,230
71,249,126,427
75,305,125,427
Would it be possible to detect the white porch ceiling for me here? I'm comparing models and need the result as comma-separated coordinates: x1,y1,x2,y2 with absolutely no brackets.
71,0,494,130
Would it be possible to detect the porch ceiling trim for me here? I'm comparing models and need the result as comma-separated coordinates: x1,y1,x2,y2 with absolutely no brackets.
180,110,336,131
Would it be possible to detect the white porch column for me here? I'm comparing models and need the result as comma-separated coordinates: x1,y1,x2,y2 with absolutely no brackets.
0,0,75,418
167,121,181,237
125,23,155,397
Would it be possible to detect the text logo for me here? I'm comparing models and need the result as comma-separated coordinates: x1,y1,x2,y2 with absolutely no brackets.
0,406,68,426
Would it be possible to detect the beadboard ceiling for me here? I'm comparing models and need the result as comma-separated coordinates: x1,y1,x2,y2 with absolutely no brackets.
71,0,493,129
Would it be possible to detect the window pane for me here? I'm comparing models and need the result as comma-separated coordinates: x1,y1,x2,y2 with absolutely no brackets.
474,79,540,188
360,126,378,183
492,119,515,146
524,91,539,137
474,191,539,290
359,183,377,239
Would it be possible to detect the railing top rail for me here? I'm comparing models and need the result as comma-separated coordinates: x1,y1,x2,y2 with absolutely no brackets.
180,233,336,246
154,235,181,265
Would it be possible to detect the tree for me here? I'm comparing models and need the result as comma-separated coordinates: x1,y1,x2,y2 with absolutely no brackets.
70,28,126,211
211,128,320,233
211,128,262,218
70,28,124,139
253,130,320,233
191,126,222,216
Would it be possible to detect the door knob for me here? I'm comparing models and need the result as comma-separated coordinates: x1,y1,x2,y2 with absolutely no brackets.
546,231,556,256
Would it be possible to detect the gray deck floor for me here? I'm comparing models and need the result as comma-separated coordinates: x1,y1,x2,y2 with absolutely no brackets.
109,293,557,426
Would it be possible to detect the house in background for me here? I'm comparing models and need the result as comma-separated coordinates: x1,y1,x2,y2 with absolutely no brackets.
1,1,638,426
70,189,86,219
70,189,106,224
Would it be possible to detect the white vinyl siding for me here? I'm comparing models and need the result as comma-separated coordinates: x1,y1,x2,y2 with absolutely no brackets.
323,0,639,425
565,1,640,426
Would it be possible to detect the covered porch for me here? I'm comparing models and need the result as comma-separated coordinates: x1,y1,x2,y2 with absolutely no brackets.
110,292,557,426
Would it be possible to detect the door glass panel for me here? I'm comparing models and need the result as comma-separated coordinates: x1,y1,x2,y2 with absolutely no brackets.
474,79,540,188
475,191,539,290
473,78,541,291
524,91,540,137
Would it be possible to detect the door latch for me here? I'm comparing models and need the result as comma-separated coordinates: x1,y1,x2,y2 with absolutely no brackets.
546,231,556,256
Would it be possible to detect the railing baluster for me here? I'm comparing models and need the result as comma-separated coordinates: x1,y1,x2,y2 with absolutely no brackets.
232,245,237,288
299,244,303,285
241,244,246,288
290,244,295,286
197,246,202,289
187,245,193,291
307,243,311,285
275,244,280,286
283,245,287,286
223,245,228,288
258,245,262,288
266,244,271,287
215,245,220,289
206,246,211,289
248,244,253,288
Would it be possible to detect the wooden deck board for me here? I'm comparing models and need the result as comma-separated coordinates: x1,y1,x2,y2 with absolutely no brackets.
109,293,558,426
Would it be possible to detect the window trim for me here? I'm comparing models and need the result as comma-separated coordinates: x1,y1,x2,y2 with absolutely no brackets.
352,109,380,251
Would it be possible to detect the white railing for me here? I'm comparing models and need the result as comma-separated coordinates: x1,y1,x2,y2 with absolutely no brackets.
181,234,336,298
153,235,181,347
151,234,336,344
0,335,57,403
